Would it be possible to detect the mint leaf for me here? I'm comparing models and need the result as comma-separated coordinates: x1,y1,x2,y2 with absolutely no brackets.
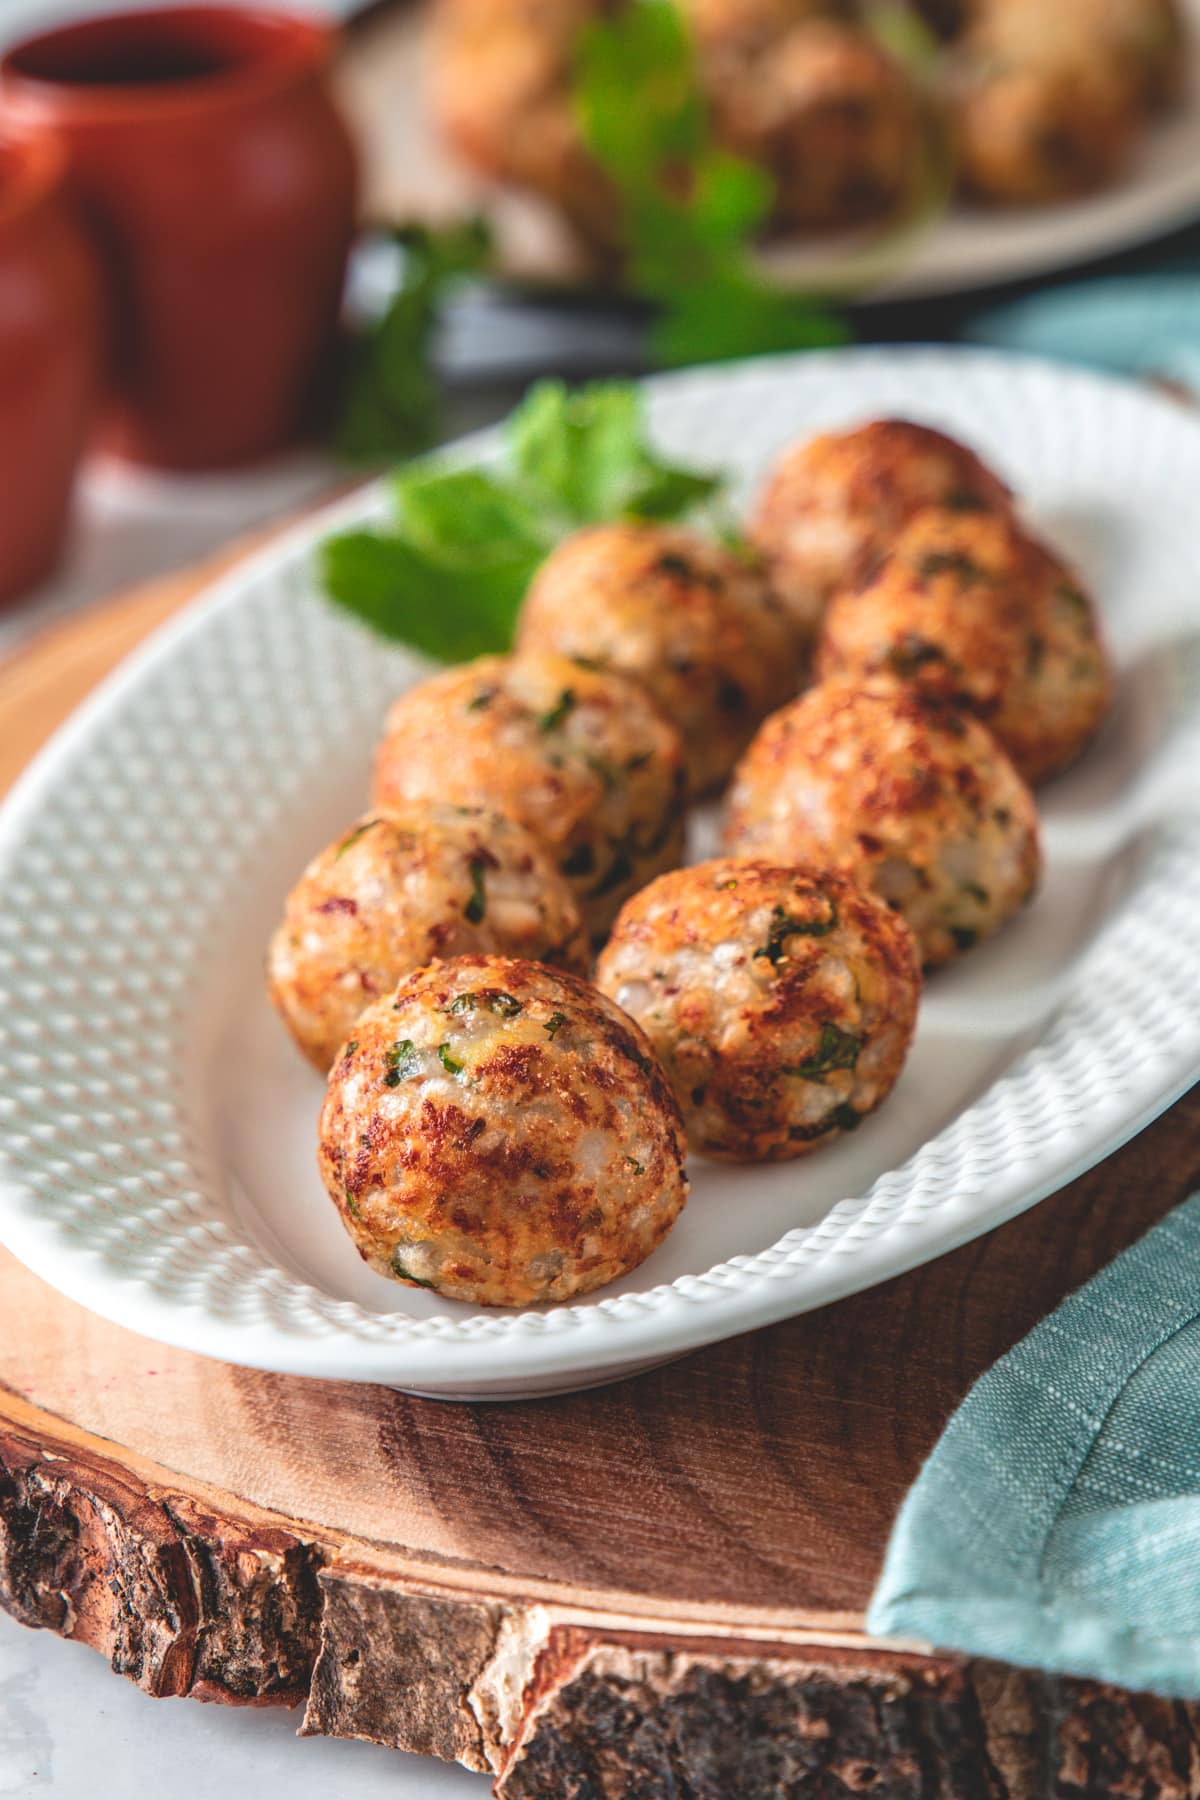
654,271,851,367
573,0,847,368
320,377,725,660
510,380,722,524
320,528,541,660
625,461,723,519
575,0,704,181
509,381,643,523
395,464,549,563
335,220,492,466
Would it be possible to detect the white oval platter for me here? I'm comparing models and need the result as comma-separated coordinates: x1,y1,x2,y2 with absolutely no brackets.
1,347,1199,1399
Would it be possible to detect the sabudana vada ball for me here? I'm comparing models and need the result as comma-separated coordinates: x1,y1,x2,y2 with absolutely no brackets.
516,521,800,796
372,652,687,940
595,859,920,1162
749,418,1013,638
816,505,1113,784
705,20,923,232
318,955,689,1306
268,804,589,1071
961,0,1184,118
949,51,1138,205
723,680,1041,968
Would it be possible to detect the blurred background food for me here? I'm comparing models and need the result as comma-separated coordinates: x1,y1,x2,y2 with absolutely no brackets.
2,0,1200,645
429,0,1188,251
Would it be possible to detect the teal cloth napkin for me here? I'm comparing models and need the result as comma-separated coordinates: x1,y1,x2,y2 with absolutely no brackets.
963,271,1200,391
882,270,1200,1696
867,1193,1200,1697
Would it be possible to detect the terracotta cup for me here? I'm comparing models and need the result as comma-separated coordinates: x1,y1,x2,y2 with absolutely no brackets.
0,130,102,604
0,7,359,471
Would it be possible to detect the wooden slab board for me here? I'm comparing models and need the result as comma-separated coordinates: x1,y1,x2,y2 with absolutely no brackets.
3,551,1200,1798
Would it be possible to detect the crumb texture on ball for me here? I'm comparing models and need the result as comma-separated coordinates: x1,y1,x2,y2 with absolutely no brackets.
946,0,1180,205
703,20,922,230
723,680,1042,967
372,652,687,937
750,418,1013,638
949,37,1138,204
318,956,689,1306
268,804,589,1071
816,504,1112,783
595,859,920,1162
517,521,800,795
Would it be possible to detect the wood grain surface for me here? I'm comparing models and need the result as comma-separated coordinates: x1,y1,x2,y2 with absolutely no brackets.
2,553,1200,1797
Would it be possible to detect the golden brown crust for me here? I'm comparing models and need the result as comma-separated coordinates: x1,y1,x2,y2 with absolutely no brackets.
372,653,687,940
703,20,922,231
267,804,589,1072
723,679,1042,967
595,858,920,1162
517,522,801,797
949,44,1139,204
750,418,1013,638
943,0,1181,205
957,0,1185,120
429,0,619,251
1070,0,1187,111
317,955,689,1306
816,505,1113,784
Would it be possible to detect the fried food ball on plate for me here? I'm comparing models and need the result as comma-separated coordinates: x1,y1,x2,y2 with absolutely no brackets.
317,955,689,1306
373,652,687,940
684,0,855,58
964,0,1184,115
267,804,589,1072
429,0,618,252
749,418,1013,639
722,680,1041,968
1069,0,1187,111
947,6,1141,204
516,522,800,797
816,505,1113,784
706,20,922,231
432,0,913,247
595,859,920,1161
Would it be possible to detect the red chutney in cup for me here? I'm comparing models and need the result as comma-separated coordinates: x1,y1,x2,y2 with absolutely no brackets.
0,7,359,470
0,131,102,604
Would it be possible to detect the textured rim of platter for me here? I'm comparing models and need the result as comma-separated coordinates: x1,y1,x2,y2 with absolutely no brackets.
1,347,1199,1398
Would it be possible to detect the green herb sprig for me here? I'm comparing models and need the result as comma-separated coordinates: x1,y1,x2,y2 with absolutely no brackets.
335,219,492,466
321,378,724,660
574,0,849,366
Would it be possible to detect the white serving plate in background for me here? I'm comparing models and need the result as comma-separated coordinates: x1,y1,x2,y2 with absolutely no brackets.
1,348,1199,1399
760,0,1200,303
352,0,1200,307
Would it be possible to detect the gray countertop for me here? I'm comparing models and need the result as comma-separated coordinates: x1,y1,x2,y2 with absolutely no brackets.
0,1610,486,1798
